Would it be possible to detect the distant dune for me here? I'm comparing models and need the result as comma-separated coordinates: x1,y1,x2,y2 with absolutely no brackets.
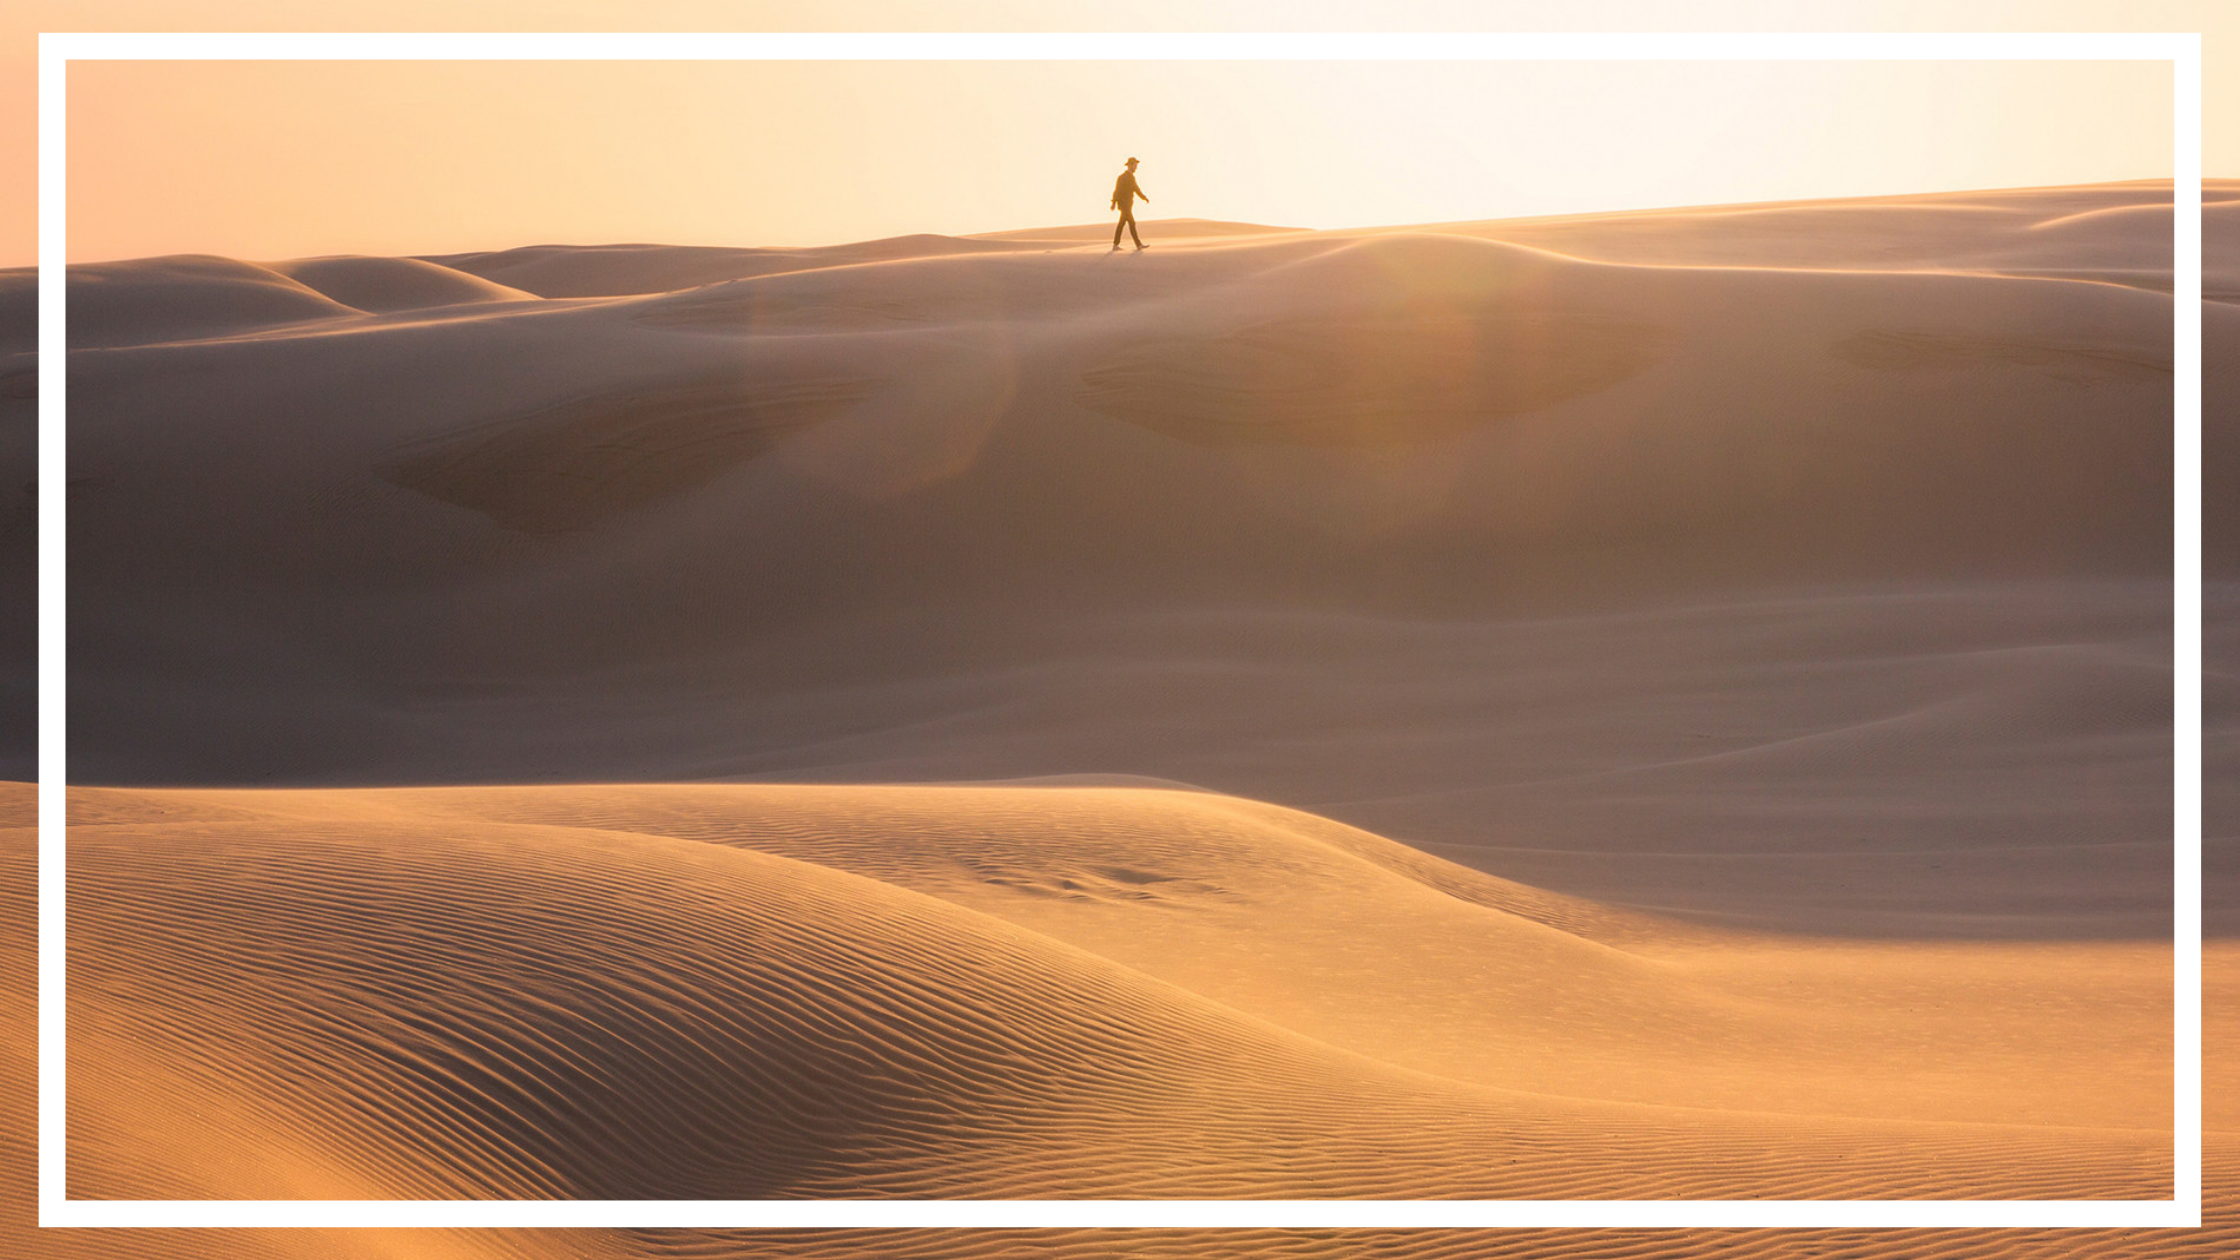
0,185,2227,1240
268,255,538,313
6,182,2224,930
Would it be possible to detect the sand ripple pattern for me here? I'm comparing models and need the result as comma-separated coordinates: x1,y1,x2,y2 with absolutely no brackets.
60,785,2165,1202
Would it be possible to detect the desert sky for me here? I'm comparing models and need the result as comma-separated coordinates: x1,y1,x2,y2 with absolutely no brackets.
3,0,2237,264
57,56,2171,263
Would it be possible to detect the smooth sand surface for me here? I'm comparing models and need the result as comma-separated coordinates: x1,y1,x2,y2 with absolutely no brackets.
0,183,2225,1244
14,182,2224,932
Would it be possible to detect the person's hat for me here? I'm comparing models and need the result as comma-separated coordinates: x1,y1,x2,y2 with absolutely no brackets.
1125,157,1139,165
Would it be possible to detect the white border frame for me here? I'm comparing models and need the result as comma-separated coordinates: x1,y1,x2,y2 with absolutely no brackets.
35,30,2203,1232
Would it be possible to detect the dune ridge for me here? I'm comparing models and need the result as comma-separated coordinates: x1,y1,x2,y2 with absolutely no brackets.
269,255,538,313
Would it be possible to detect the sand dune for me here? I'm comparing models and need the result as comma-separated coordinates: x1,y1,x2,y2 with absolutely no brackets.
269,255,538,313
61,254,364,348
0,183,2217,1248
19,182,2211,930
970,217,1300,243
2,782,2226,1252
418,221,1299,298
159,780,2170,1130
1444,180,2240,294
51,782,2171,1202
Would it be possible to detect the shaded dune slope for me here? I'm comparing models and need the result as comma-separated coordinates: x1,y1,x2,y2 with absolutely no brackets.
380,368,883,534
54,184,2194,569
23,181,2207,935
48,184,2195,595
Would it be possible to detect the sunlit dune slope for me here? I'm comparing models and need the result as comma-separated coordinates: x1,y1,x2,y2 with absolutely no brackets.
2,780,2230,1254
56,781,2166,1203
402,781,2171,1127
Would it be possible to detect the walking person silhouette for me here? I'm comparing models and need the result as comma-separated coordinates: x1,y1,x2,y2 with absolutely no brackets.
1111,157,1149,251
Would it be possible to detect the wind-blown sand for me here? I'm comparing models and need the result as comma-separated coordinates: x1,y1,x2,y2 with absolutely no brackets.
0,182,2233,1251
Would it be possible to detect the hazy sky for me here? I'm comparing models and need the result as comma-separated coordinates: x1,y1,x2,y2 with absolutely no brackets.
3,1,2232,266
60,56,2175,263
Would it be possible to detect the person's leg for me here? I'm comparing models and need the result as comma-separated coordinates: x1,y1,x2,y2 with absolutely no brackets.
1113,211,1125,249
1126,208,1143,248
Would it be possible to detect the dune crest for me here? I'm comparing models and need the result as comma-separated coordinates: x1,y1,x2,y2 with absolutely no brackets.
269,255,538,313
63,254,363,348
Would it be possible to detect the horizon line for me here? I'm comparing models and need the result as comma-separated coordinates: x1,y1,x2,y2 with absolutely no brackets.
33,175,2229,270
